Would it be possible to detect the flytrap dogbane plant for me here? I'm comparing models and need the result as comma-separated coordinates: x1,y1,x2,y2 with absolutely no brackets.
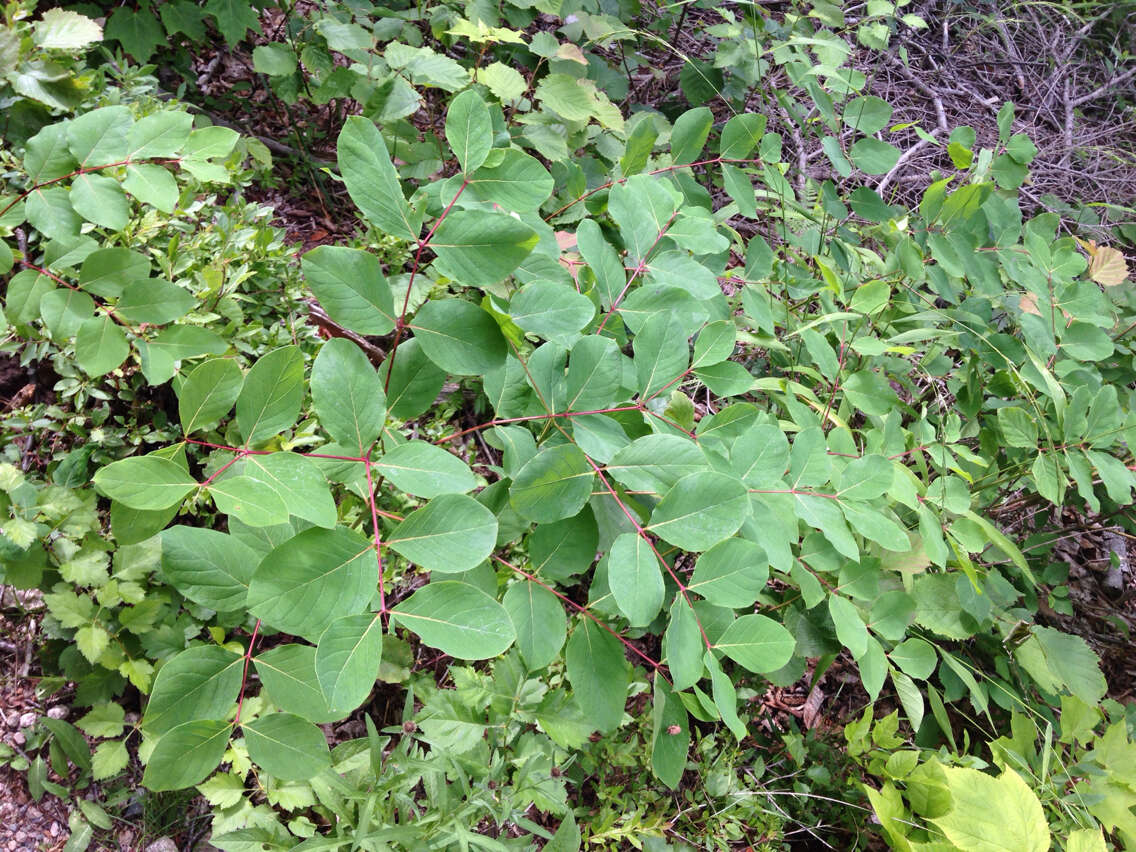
88,87,1119,817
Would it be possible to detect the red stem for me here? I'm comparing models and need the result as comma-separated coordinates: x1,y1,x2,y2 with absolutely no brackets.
233,619,262,727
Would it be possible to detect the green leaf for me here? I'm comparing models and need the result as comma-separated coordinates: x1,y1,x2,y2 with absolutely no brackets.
178,358,243,435
382,338,447,420
849,138,902,175
502,580,567,670
252,43,296,76
650,673,689,789
74,314,128,377
70,174,129,230
241,453,337,528
634,313,689,399
608,532,664,627
842,96,892,134
122,164,179,213
411,298,507,375
337,117,421,241
1031,626,1107,705
67,105,131,166
236,346,305,446
247,527,375,642
565,618,629,734
387,493,497,574
688,538,768,608
889,637,937,680
128,111,193,158
828,594,868,658
143,720,232,791
34,9,102,49
93,455,197,510
648,472,749,552
665,596,704,691
42,717,92,775
466,149,553,213
998,407,1038,448
141,645,243,736
620,117,657,176
116,278,194,325
565,335,622,411
428,210,538,286
25,124,77,183
301,246,396,335
510,444,595,523
204,0,260,43
160,526,258,611
713,614,795,673
445,89,493,174
375,441,475,498
242,713,331,781
720,113,767,159
40,288,95,338
311,338,385,454
26,186,81,239
254,645,346,723
545,813,582,852
208,475,289,527
836,454,894,499
891,669,924,731
392,581,515,659
478,61,526,102
79,247,150,299
670,107,712,165
575,219,625,309
91,740,129,781
931,766,1050,852
511,280,595,342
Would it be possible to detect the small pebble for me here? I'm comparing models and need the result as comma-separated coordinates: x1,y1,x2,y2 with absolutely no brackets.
46,706,67,720
50,823,61,837
12,733,25,747
18,713,36,729
145,837,179,852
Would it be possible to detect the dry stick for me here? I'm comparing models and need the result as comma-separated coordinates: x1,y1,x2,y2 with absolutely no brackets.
876,128,943,195
1070,63,1136,108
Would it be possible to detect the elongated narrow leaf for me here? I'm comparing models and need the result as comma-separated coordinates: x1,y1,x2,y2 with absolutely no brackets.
243,713,331,781
235,346,304,446
392,581,515,659
502,580,567,670
93,456,197,510
315,613,382,712
387,493,497,574
650,672,689,788
608,532,664,627
337,117,421,241
445,89,492,174
143,720,232,791
247,527,375,642
311,338,386,454
141,645,243,736
665,596,704,691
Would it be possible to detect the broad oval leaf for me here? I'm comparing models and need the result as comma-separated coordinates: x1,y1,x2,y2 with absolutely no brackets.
428,210,538,286
648,471,749,552
93,455,197,510
688,538,768,609
713,613,795,673
511,280,595,342
302,246,396,336
311,338,386,454
178,358,244,435
235,346,305,447
565,618,629,734
392,581,515,659
510,444,595,523
242,712,331,782
160,526,258,611
254,644,348,723
238,452,337,529
337,116,421,241
466,149,554,212
607,532,664,627
143,719,232,792
411,298,507,376
502,580,567,671
374,441,476,498
445,88,492,174
315,613,383,712
247,526,375,642
141,645,243,736
387,493,497,574
208,474,290,527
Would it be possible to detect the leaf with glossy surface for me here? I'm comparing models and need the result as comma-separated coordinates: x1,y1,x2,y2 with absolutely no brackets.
160,527,258,611
141,645,243,736
236,346,304,446
713,614,795,673
387,493,497,574
143,720,232,792
93,456,197,510
608,533,664,627
243,713,331,781
336,116,421,241
510,444,595,523
411,298,507,375
302,246,395,335
392,581,515,659
247,527,375,642
503,580,567,670
311,338,385,454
